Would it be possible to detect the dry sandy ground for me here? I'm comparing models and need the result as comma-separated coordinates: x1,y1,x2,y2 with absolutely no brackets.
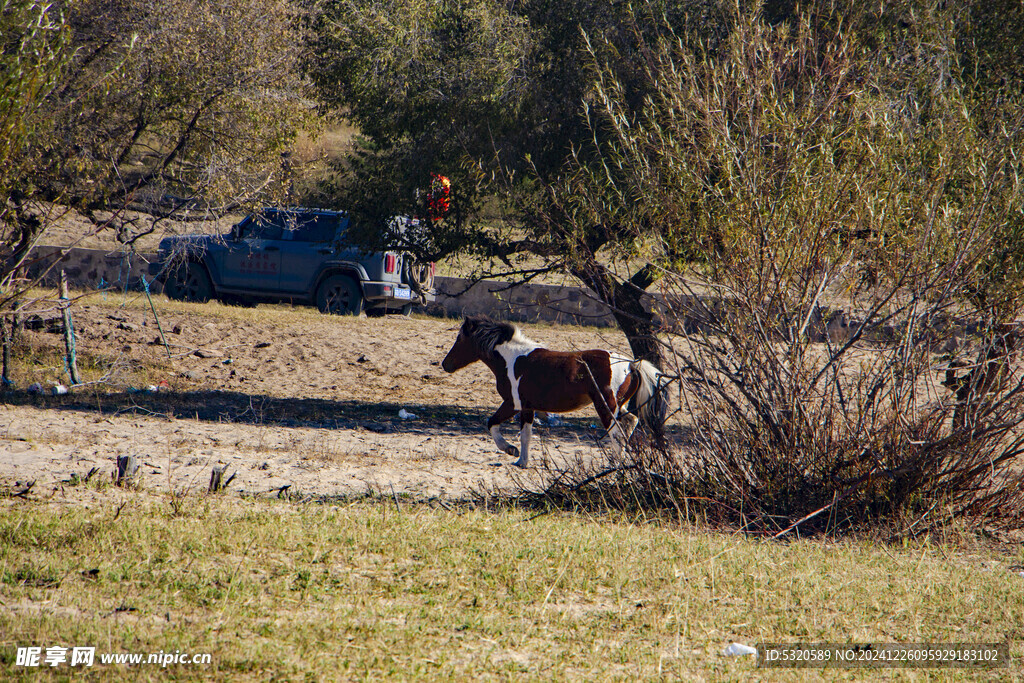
0,299,650,502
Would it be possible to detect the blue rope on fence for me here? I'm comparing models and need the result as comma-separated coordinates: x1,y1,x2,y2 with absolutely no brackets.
143,275,172,359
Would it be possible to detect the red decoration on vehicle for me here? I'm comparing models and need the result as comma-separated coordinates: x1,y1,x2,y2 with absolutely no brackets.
426,174,451,221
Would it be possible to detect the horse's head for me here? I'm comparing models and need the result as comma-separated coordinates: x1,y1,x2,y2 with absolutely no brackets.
441,318,482,372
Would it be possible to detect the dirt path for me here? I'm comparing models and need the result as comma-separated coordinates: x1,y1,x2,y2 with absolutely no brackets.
1,299,645,500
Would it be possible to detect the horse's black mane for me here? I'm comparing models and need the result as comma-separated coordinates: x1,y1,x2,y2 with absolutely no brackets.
463,315,517,357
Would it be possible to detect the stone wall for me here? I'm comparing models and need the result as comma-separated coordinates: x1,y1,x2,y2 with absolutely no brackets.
426,276,617,327
26,246,618,326
25,246,162,294
24,246,908,342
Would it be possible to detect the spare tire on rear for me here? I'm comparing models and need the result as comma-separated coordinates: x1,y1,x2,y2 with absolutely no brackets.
403,257,431,297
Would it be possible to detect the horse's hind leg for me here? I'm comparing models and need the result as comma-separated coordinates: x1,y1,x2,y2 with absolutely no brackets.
591,386,638,457
488,400,519,458
513,410,535,469
616,413,639,452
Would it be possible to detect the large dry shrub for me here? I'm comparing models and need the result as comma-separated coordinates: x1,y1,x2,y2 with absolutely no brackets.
528,3,1024,535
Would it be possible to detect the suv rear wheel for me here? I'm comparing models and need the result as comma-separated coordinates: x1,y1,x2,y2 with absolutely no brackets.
316,274,363,315
165,263,213,303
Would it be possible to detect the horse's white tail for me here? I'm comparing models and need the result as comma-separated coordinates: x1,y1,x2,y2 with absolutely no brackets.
629,360,669,433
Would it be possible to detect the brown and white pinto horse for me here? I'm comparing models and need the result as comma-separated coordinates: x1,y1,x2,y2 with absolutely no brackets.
441,315,666,468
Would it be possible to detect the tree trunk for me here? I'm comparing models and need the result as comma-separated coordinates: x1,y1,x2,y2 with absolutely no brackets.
572,259,662,368
572,259,668,441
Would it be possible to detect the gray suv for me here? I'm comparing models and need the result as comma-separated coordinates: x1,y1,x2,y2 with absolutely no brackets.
149,208,434,315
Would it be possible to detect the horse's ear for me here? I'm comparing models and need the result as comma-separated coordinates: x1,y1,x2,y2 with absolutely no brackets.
462,317,477,333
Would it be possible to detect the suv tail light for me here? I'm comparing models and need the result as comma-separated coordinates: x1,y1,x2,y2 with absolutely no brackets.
384,253,396,274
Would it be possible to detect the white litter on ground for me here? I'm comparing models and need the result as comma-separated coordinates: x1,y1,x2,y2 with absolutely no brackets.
723,642,758,656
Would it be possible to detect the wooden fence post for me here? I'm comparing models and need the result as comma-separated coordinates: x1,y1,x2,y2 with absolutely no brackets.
115,455,139,487
1,316,11,390
208,465,235,493
59,271,81,385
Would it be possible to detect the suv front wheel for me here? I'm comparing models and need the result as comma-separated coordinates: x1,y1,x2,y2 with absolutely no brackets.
316,274,363,315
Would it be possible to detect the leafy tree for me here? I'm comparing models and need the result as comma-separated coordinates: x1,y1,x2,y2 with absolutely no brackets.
2,0,318,383
7,0,316,251
1,0,69,295
306,0,732,366
308,0,1024,368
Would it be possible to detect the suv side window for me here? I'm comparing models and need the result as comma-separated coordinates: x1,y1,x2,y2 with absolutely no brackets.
285,214,339,243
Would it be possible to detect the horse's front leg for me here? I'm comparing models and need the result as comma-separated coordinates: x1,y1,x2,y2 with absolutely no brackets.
514,410,535,469
487,400,519,458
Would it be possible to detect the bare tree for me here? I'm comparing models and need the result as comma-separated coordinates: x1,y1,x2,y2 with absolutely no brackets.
13,0,317,244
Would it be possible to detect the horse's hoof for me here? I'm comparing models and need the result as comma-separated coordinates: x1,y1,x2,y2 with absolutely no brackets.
505,446,520,458
513,458,528,469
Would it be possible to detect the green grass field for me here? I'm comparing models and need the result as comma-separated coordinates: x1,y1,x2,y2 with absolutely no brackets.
1,491,1021,680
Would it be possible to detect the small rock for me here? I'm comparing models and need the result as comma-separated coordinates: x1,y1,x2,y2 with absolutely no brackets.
171,323,185,335
27,382,43,394
117,322,139,332
255,341,271,349
52,384,69,395
194,349,223,359
181,370,201,380
357,355,368,363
